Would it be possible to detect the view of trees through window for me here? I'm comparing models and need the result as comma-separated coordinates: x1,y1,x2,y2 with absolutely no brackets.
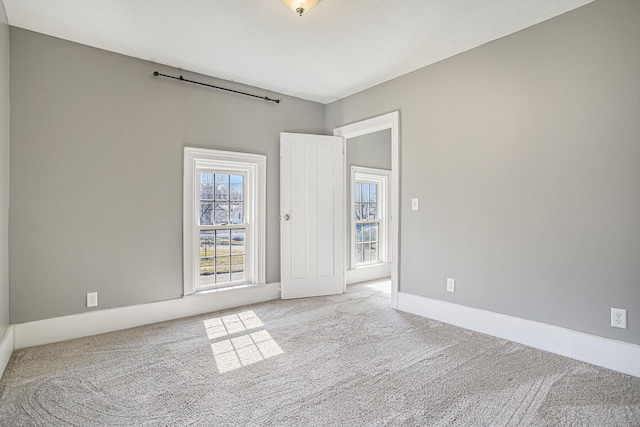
200,173,243,225
199,173,246,286
355,182,379,264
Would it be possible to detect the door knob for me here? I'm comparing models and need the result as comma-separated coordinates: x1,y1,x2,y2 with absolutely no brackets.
283,214,290,221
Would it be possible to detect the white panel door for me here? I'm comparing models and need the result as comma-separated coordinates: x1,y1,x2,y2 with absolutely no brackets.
280,132,344,299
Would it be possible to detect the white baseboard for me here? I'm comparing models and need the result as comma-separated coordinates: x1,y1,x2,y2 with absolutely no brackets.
0,326,13,379
13,283,281,350
397,292,640,378
346,263,391,285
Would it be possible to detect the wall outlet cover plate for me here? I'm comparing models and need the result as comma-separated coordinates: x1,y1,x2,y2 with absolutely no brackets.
87,292,98,308
447,278,455,292
611,307,627,329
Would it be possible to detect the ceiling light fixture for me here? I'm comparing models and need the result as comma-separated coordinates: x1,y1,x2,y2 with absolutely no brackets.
282,0,321,16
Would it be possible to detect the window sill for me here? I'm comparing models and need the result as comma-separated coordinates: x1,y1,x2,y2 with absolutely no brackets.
353,262,386,270
189,282,268,297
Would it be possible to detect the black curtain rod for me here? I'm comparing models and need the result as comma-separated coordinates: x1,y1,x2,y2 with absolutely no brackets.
153,71,280,104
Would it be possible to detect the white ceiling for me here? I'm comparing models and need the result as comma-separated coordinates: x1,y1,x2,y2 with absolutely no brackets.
3,0,593,104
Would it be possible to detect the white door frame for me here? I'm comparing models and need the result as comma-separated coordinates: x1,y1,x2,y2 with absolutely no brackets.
334,111,400,309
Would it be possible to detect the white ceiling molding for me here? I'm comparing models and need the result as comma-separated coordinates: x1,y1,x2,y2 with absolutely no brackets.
3,0,594,104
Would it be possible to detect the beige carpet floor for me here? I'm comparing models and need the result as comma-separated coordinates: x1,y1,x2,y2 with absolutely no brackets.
1,281,639,426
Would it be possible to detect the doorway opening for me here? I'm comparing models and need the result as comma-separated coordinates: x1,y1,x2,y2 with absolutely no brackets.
334,112,400,308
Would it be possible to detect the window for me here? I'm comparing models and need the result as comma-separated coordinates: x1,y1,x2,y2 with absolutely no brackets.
351,167,390,268
355,181,379,264
184,148,266,295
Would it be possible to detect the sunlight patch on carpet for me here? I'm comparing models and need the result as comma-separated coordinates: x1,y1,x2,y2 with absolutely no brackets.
204,311,283,373
203,310,264,339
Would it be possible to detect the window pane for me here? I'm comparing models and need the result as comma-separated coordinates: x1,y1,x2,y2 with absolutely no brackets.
200,256,215,270
214,203,228,224
200,202,214,225
215,256,231,283
200,231,216,285
355,243,363,263
371,223,378,241
200,268,216,287
369,203,377,220
356,224,363,243
231,252,245,282
215,256,229,272
229,202,243,225
231,229,245,253
200,173,214,200
215,174,230,201
362,184,369,202
355,183,361,202
231,255,245,270
216,229,231,250
370,184,377,203
231,229,246,283
364,242,371,262
370,242,378,262
355,202,362,221
361,203,369,220
215,222,231,282
363,223,371,242
230,175,243,201
200,231,216,258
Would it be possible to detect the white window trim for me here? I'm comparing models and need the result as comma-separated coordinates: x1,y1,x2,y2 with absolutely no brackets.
350,166,391,270
183,147,266,296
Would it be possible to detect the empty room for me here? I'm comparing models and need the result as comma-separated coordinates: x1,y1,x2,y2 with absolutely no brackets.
0,0,639,425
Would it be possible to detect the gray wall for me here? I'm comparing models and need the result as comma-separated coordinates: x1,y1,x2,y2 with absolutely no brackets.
347,129,391,172
0,0,9,338
326,0,640,345
346,129,391,267
9,28,324,323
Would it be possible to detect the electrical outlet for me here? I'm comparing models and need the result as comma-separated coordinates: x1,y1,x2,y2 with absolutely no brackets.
611,308,627,329
87,292,98,308
447,278,455,293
